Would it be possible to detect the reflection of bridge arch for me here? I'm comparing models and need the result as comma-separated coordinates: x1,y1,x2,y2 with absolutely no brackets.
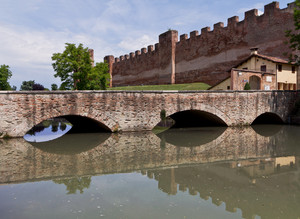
31,132,111,155
157,127,228,148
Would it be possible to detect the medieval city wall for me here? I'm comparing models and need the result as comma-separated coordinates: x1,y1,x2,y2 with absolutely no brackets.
175,2,296,85
105,31,177,86
105,2,297,87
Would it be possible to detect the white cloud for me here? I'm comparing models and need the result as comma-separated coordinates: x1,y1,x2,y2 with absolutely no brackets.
237,3,265,16
0,23,110,88
118,34,157,52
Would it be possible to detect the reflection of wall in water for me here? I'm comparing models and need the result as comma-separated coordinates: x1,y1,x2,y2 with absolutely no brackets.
230,156,296,178
0,127,296,184
145,156,300,219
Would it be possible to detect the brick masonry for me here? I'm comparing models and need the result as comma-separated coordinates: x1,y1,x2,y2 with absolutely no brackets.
105,2,298,87
0,90,298,138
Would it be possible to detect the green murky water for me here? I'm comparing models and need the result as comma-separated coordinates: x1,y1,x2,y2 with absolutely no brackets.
0,125,300,219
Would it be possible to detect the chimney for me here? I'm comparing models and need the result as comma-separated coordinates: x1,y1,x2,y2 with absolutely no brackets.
250,47,258,55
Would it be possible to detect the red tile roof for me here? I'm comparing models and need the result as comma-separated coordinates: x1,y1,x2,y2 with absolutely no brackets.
232,53,295,70
255,53,293,64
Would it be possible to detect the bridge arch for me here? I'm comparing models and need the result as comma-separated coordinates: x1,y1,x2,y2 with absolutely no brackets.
152,103,230,130
168,110,227,128
59,115,111,133
25,113,113,137
251,112,284,125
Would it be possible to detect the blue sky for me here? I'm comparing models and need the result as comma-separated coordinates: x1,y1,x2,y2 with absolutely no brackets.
0,0,293,89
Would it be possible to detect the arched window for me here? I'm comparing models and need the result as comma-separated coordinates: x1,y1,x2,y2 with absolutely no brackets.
249,76,261,90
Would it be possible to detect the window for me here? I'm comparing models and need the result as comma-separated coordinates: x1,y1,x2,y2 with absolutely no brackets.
261,65,266,72
292,66,296,73
243,67,248,70
227,86,230,90
278,64,282,72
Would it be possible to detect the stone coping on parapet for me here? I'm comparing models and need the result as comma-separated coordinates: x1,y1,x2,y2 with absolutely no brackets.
0,90,299,95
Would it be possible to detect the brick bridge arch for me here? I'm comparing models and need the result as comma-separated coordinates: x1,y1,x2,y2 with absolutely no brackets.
0,90,298,138
163,103,231,128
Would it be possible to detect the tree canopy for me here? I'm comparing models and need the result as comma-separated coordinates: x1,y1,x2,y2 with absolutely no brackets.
20,80,35,91
87,62,110,90
0,64,12,90
20,80,45,91
52,43,110,90
52,43,92,90
51,83,58,91
286,0,300,64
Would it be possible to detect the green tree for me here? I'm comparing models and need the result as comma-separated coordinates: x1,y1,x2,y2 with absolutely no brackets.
51,83,58,91
52,43,92,90
0,64,12,90
53,176,91,194
87,62,110,90
286,0,300,64
20,80,46,90
20,80,35,91
244,82,251,90
32,83,45,90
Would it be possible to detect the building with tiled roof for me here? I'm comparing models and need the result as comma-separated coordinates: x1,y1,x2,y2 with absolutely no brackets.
209,48,298,91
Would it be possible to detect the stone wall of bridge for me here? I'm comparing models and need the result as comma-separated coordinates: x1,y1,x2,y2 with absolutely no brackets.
0,90,298,138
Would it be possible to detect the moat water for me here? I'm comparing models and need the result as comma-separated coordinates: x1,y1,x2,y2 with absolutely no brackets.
1,125,300,219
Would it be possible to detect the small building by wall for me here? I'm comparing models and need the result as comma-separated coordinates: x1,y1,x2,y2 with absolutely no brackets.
231,69,276,90
210,49,298,91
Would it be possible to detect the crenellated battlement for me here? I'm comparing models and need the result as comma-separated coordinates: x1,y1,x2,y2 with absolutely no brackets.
176,1,292,44
105,1,297,87
109,1,289,63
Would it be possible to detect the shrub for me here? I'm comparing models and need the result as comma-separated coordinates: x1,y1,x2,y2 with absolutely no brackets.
244,82,251,90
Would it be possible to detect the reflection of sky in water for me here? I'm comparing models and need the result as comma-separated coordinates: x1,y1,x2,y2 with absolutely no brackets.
0,173,244,219
24,125,72,142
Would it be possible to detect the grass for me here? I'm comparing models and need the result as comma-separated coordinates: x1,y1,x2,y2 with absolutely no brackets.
152,126,170,135
108,82,210,91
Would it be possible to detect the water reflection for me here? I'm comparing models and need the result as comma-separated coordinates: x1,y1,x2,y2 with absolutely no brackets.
53,176,91,194
251,124,283,137
157,127,227,147
24,118,72,142
144,157,300,219
30,133,111,155
2,126,300,184
1,126,300,218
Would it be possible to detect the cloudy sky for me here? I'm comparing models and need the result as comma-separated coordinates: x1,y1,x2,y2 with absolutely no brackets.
0,0,293,89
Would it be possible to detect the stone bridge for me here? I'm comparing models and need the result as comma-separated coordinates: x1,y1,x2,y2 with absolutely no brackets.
0,90,298,138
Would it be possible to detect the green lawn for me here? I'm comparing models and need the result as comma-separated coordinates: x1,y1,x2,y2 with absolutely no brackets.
108,82,210,91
